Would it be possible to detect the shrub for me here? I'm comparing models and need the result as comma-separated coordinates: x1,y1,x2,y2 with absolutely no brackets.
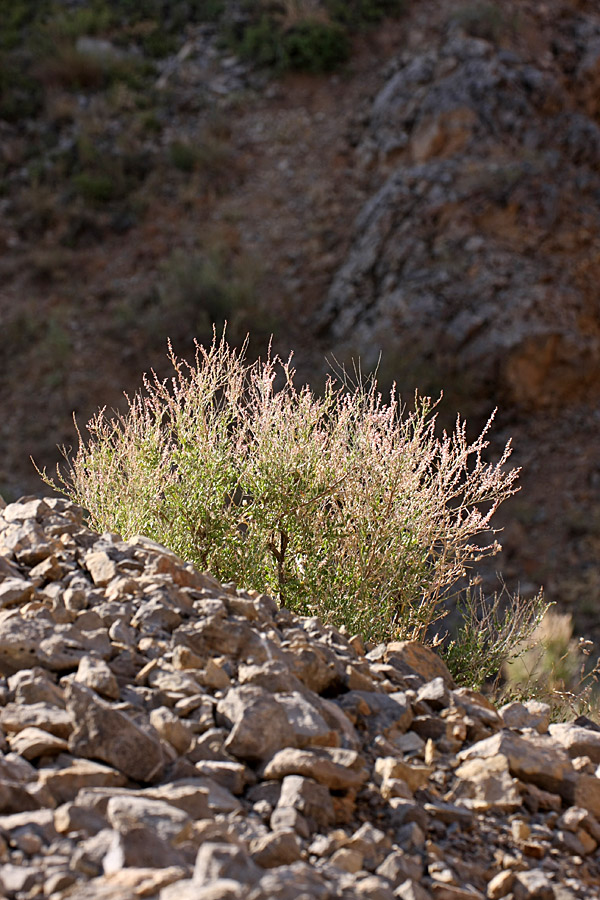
72,172,116,205
156,249,257,331
169,141,199,173
281,20,349,73
325,0,406,28
229,0,406,74
442,581,548,689
40,335,522,650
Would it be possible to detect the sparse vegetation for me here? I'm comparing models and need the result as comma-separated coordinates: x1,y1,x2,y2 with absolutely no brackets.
451,2,518,43
504,610,600,721
442,581,548,689
227,0,406,73
40,334,535,678
112,245,266,350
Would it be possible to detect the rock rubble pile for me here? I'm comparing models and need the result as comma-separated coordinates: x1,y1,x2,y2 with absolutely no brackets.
0,497,599,899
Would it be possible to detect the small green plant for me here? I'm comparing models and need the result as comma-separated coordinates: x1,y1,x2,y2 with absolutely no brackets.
72,172,116,205
228,0,406,74
40,335,522,648
442,581,548,689
325,0,406,28
157,248,257,330
282,20,349,73
234,15,349,72
169,141,200,173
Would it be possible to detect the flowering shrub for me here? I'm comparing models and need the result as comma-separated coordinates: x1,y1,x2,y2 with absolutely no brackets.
41,335,522,645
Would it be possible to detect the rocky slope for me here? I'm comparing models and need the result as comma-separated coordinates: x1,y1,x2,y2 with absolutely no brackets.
0,497,599,900
317,7,600,414
1,0,600,643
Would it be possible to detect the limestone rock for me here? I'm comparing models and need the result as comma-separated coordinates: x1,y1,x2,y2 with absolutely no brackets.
216,685,291,762
548,722,600,764
499,700,551,734
262,746,368,791
194,842,262,886
74,656,120,701
66,681,166,782
277,774,335,828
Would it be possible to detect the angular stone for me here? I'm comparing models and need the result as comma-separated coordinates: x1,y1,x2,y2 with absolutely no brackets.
0,612,61,672
384,642,454,686
448,755,522,812
276,691,338,748
65,681,166,782
374,757,432,792
338,690,413,735
7,726,69,759
85,550,118,587
376,850,422,886
0,701,72,738
269,805,310,838
0,808,58,841
0,862,43,895
54,802,108,836
416,677,451,709
452,688,503,731
330,846,364,873
352,874,395,899
487,871,515,900
75,656,120,701
548,722,600,765
103,823,187,870
0,781,42,814
262,746,368,791
430,887,484,900
281,637,346,695
458,730,575,796
92,867,188,898
238,660,304,694
200,658,233,691
250,829,302,868
106,795,192,844
150,706,193,754
395,880,434,900
2,519,59,565
253,859,331,899
8,667,65,707
277,774,335,827
38,757,128,805
163,878,245,900
571,773,600,818
194,841,262,886
3,498,51,522
345,822,391,870
513,869,555,900
0,577,34,608
500,701,551,734
0,752,37,783
193,761,252,795
216,685,291,763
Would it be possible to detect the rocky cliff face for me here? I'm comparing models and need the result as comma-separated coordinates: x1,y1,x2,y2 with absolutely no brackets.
0,498,600,900
317,12,600,414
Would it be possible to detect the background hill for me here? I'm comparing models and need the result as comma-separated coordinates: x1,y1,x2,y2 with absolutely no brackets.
1,0,600,646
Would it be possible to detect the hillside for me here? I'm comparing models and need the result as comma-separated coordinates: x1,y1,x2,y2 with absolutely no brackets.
1,0,600,646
